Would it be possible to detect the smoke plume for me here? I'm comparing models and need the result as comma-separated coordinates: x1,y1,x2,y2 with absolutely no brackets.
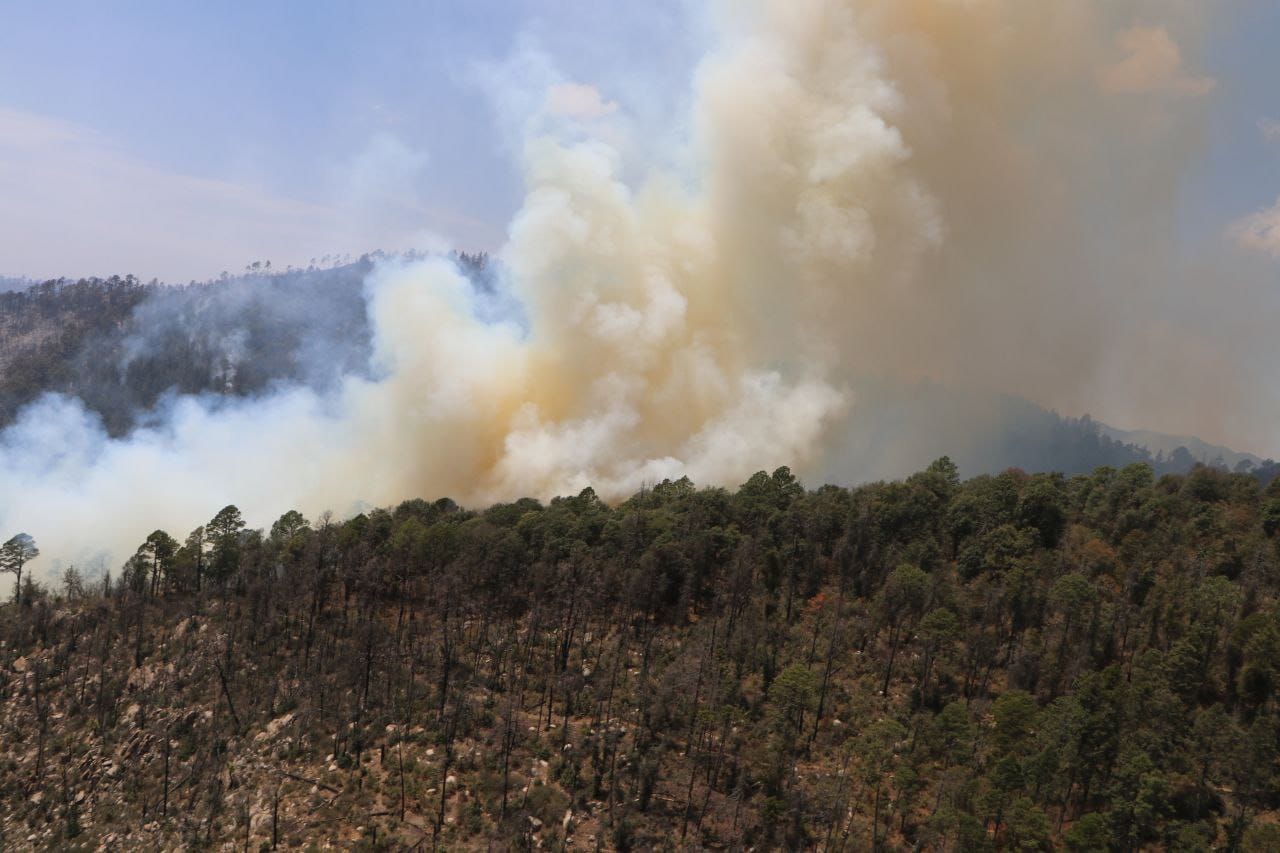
1,0,1268,577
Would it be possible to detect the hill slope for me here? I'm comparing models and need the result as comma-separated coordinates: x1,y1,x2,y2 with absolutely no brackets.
2,462,1279,849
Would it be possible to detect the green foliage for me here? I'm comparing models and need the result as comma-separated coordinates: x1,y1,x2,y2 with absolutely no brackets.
918,607,960,645
768,664,818,732
1004,796,1052,851
991,691,1039,755
1263,499,1280,537
1064,812,1110,851
206,505,245,583
270,510,310,543
1,532,38,604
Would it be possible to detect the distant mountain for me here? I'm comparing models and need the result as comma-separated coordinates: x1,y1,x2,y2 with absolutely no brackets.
827,377,1280,486
1098,424,1263,471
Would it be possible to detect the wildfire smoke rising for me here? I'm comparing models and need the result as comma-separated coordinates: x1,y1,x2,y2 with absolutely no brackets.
0,0,1251,573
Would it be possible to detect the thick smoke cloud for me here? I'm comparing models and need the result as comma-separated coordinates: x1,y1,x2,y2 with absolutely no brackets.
1,0,1271,578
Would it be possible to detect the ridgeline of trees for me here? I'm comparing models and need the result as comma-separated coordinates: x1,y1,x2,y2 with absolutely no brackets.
3,461,1280,849
986,412,1280,484
0,252,493,436
0,275,151,431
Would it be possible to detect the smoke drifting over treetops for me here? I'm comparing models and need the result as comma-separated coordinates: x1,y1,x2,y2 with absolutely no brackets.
2,0,1273,574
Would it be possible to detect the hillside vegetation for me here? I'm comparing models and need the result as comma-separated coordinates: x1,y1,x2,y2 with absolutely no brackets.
2,461,1280,849
0,253,492,436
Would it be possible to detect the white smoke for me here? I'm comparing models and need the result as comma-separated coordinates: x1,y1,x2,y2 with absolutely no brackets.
1,0,1267,580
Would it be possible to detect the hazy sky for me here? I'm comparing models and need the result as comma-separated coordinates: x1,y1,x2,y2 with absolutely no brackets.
0,1,1278,283
0,1,704,281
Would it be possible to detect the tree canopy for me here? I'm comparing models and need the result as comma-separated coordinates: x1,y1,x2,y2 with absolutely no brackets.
1,460,1279,848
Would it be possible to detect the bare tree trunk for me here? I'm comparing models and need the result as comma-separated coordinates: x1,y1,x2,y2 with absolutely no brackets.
162,734,170,818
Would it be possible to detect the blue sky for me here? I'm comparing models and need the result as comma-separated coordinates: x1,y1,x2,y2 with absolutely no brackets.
1188,1,1280,243
0,1,1277,282
0,0,702,280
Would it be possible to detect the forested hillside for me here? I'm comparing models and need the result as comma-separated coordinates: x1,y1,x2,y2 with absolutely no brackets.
0,253,493,436
0,276,151,432
2,461,1280,849
0,267,367,435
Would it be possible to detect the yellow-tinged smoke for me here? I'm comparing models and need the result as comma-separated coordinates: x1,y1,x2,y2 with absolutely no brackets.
1,0,1249,575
